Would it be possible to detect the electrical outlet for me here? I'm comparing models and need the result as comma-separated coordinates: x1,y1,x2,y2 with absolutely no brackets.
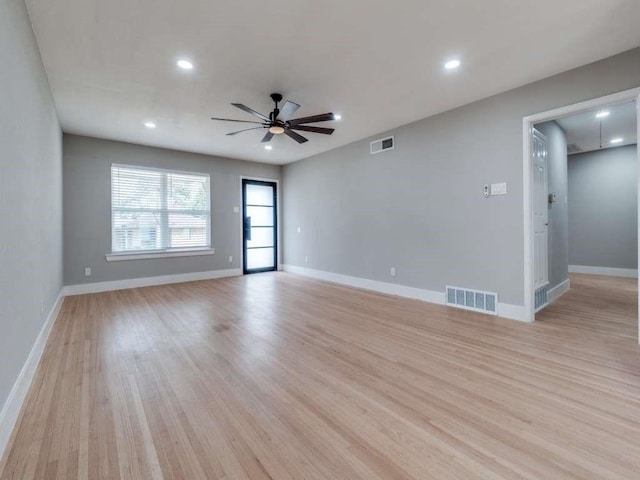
228,256,233,263
305,256,309,263
390,267,396,277
297,226,301,233
84,267,92,277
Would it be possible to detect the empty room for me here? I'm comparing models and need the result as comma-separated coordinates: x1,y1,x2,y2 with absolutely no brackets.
1,0,639,479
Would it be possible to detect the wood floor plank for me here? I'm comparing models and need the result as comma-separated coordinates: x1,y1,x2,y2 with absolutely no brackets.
1,272,639,479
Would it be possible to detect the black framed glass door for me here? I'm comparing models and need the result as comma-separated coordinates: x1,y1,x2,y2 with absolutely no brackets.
242,179,277,274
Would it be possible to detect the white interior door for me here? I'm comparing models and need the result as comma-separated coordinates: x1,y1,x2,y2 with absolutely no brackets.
532,128,549,289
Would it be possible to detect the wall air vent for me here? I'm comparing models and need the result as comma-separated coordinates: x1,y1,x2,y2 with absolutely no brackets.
535,286,548,311
370,136,394,155
446,285,498,315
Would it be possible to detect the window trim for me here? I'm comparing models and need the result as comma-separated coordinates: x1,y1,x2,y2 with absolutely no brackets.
110,163,212,256
105,247,215,262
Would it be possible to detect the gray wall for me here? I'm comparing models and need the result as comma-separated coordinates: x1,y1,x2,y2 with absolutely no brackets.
283,48,640,306
0,0,63,415
568,144,638,269
63,135,281,285
535,121,569,290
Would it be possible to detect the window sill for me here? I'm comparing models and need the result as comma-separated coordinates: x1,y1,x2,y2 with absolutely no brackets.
105,248,215,262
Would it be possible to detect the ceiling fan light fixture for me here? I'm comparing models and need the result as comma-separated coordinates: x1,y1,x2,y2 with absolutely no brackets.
444,59,461,70
269,125,285,135
177,59,194,70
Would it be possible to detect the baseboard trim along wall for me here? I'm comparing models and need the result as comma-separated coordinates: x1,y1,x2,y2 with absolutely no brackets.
282,264,529,322
547,278,571,305
64,268,243,295
568,265,638,278
0,290,65,461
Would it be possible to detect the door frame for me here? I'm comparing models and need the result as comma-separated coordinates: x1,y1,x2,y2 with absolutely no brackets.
239,176,281,273
522,87,640,337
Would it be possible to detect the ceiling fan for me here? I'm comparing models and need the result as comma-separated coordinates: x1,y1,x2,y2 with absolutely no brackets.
211,93,337,144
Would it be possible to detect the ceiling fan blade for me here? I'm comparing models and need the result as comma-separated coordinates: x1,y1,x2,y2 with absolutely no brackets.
284,129,309,144
226,127,264,136
261,131,274,143
211,117,264,124
278,100,300,120
287,113,335,126
290,125,335,135
231,103,270,122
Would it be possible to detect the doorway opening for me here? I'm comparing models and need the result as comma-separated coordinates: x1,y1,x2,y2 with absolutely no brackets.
242,179,278,274
523,88,640,342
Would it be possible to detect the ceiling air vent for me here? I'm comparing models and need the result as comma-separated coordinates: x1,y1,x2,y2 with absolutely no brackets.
370,136,394,155
567,143,582,154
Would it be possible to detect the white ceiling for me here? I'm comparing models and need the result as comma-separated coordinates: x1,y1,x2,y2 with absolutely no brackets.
25,0,640,165
556,101,637,154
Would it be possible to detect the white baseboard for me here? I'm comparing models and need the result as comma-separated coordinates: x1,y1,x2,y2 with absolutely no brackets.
0,290,65,462
497,303,530,322
569,265,638,278
282,264,529,322
64,268,243,296
547,278,571,305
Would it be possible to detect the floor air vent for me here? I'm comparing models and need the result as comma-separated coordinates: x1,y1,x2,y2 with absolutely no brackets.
535,287,548,311
370,136,394,154
446,286,498,315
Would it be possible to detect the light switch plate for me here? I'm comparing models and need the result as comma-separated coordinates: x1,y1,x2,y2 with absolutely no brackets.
490,182,507,195
233,206,240,213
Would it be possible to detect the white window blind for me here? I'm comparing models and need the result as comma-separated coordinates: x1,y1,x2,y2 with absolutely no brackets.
111,165,211,253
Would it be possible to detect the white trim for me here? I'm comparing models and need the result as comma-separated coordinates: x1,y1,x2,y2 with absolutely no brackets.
106,248,215,262
64,268,242,295
498,303,530,322
523,87,640,324
283,265,529,322
547,278,571,304
0,290,64,461
569,265,638,278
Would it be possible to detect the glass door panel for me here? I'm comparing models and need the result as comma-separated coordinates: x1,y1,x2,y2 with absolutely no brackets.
242,180,277,274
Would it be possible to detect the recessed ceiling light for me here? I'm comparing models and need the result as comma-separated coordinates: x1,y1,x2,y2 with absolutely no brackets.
177,59,194,70
596,111,610,118
610,137,623,144
444,59,461,70
333,114,342,120
144,121,157,129
264,145,273,150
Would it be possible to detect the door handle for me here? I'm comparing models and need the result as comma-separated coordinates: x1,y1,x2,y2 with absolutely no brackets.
244,217,252,241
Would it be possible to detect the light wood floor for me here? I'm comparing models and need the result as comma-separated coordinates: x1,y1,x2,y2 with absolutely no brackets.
1,273,639,479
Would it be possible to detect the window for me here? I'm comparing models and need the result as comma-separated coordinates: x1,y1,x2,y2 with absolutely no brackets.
111,164,210,254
